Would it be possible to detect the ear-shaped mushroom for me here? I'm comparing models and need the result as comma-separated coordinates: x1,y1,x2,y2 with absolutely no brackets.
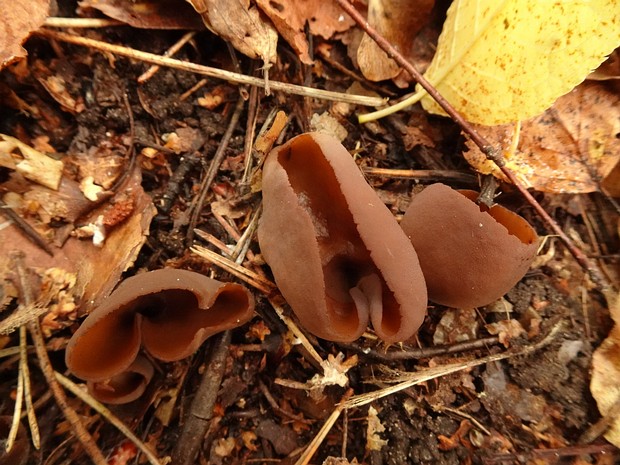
258,132,427,343
400,183,539,308
0,416,30,465
66,269,254,402
87,355,154,404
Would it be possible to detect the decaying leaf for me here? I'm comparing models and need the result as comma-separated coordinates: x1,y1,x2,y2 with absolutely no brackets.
0,166,156,317
188,0,277,65
357,0,433,82
366,406,388,451
0,0,49,69
590,295,620,448
464,82,620,193
78,0,204,29
419,0,620,124
256,0,355,64
0,134,63,190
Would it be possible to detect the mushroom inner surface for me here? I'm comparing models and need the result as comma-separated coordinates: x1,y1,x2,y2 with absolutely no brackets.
67,304,141,379
278,138,399,331
140,287,251,358
92,372,145,399
459,191,537,245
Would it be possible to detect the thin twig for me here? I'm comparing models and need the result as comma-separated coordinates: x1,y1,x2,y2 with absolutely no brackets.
191,244,275,295
54,372,163,465
172,331,231,465
35,29,386,107
335,0,615,300
483,443,618,464
339,336,500,361
12,253,107,465
0,200,54,256
241,84,261,187
362,167,478,185
186,96,246,243
138,32,196,83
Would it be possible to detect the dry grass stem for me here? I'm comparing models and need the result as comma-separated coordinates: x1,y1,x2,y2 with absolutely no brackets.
293,322,563,465
362,167,477,184
12,252,107,465
268,297,324,367
36,29,387,107
293,392,351,465
138,31,196,83
191,244,275,294
20,326,40,449
55,372,164,465
44,17,123,28
7,354,24,453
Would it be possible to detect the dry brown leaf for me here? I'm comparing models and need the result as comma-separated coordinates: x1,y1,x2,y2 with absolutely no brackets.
464,82,620,193
188,0,277,65
591,314,620,446
0,0,49,69
78,0,204,29
0,166,156,320
357,0,433,82
256,0,355,64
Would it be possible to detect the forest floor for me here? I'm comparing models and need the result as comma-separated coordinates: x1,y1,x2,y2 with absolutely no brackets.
0,1,619,465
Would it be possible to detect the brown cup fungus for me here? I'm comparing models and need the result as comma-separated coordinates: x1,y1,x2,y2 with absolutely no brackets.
400,183,539,308
258,132,427,343
65,269,254,403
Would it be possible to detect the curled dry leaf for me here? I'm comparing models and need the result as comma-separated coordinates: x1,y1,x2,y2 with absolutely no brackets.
255,0,355,64
357,0,433,82
419,0,620,125
0,0,49,69
188,0,277,65
0,134,63,190
79,0,204,29
591,295,620,447
258,132,427,343
464,82,620,194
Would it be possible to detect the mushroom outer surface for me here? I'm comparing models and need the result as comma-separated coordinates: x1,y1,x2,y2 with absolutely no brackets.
66,269,255,382
400,183,539,308
258,132,427,343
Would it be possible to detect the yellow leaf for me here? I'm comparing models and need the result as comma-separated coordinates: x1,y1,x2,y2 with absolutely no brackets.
463,82,620,193
420,0,620,124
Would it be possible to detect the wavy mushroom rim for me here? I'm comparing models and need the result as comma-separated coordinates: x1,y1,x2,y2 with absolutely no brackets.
66,269,255,383
259,132,427,343
87,355,155,404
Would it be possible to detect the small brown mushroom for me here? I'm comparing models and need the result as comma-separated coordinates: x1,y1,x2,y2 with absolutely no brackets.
87,355,154,404
400,183,539,308
66,269,254,402
258,132,427,343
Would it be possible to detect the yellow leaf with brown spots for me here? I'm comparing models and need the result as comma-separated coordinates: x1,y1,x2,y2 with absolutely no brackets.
463,81,620,193
419,0,620,125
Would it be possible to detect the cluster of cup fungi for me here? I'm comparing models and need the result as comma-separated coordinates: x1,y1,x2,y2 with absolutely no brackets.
64,132,538,404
